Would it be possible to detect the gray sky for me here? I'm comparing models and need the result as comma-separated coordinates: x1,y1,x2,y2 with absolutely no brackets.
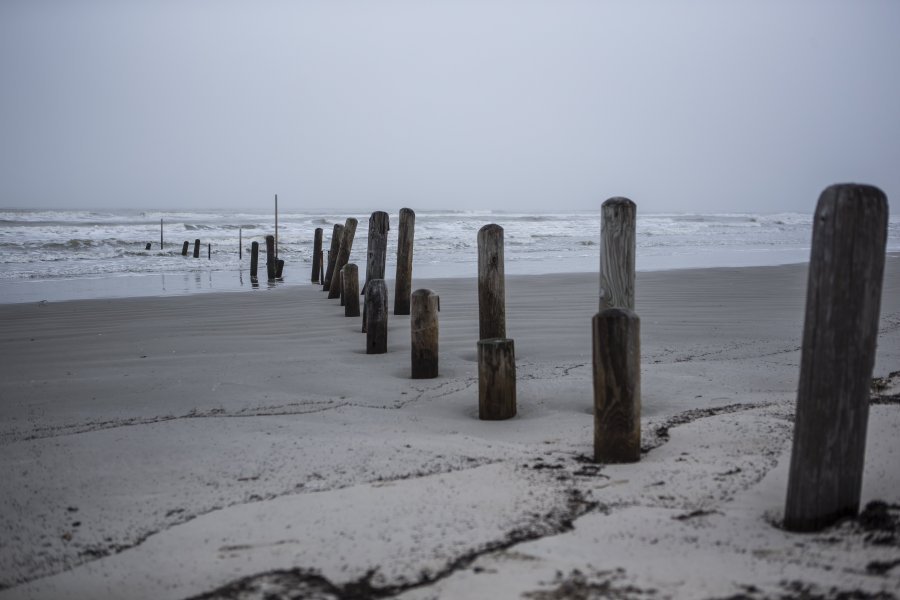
1,1,898,213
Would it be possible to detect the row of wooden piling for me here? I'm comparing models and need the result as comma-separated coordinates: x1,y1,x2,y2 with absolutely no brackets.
309,184,888,537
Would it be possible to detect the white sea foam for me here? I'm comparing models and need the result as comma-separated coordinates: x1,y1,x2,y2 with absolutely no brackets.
1,208,897,302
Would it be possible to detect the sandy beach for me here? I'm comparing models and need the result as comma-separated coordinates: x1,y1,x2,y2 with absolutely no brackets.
1,258,898,599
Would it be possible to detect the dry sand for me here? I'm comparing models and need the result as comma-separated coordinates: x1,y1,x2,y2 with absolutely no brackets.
1,257,899,599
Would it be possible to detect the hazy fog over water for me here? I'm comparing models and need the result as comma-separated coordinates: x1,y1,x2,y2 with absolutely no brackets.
1,1,898,213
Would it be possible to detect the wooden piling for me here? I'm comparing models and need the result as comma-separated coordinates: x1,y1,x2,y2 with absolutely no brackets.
478,338,516,420
394,208,416,315
365,279,388,354
411,289,439,379
363,211,390,331
783,184,888,532
265,235,276,280
193,239,200,258
477,224,506,340
600,197,636,311
145,243,152,251
181,241,189,256
323,224,344,291
342,263,360,317
312,227,324,283
328,218,358,300
319,250,325,285
276,259,284,278
593,308,641,463
250,241,259,278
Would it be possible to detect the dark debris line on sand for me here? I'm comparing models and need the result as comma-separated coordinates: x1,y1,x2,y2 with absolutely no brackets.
189,490,600,600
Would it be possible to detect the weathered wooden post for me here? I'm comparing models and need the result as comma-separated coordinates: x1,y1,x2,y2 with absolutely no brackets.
312,227,324,283
328,218,358,300
784,184,888,532
394,208,416,315
323,224,344,292
181,241,189,256
478,338,516,420
478,224,506,340
599,197,636,310
193,239,200,258
250,241,259,278
342,264,360,317
593,308,641,463
365,279,388,354
363,211,390,331
411,289,439,378
265,235,276,280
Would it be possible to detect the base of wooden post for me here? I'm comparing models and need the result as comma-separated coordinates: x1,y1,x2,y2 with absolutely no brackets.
478,338,516,420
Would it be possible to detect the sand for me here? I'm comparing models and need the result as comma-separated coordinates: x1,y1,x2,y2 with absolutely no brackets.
0,257,898,599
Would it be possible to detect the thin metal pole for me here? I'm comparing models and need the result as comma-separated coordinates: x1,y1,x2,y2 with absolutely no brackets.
239,227,242,259
160,218,163,249
275,194,278,259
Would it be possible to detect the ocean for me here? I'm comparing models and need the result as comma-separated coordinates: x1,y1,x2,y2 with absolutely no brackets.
2,208,898,304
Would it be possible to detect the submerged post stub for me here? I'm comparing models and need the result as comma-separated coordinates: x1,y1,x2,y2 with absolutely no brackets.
265,235,276,280
477,224,506,340
394,208,416,315
250,241,259,278
478,338,516,420
593,308,641,463
784,184,888,532
411,289,439,379
365,279,388,354
342,263,360,317
181,241,189,256
599,197,636,311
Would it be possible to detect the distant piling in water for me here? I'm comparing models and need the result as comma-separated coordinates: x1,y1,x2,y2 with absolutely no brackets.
181,241,189,256
312,228,323,283
250,241,259,278
193,239,200,258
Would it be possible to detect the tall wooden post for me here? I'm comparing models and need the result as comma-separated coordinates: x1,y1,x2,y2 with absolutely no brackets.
394,208,416,315
312,228,324,283
363,211,390,331
593,308,641,463
328,218,358,299
342,264,360,317
411,289,439,379
365,279,388,354
250,241,259,278
181,241,189,256
265,235,276,280
478,224,506,340
784,184,888,532
478,338,516,420
323,224,344,292
193,239,200,258
599,197,636,311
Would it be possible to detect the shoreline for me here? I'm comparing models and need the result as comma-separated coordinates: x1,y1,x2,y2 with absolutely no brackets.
1,261,898,598
7,251,898,306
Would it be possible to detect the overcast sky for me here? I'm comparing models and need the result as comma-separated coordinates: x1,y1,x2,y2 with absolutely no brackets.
1,1,898,213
